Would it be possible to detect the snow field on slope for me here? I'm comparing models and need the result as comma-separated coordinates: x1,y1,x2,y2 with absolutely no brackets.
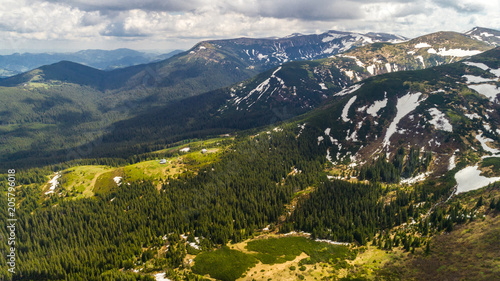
341,96,357,122
365,95,388,117
45,173,61,195
476,132,500,155
468,84,499,102
335,83,363,96
383,92,423,148
455,165,500,194
428,108,453,132
463,75,497,84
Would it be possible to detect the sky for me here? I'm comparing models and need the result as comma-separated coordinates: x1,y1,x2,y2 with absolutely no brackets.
0,0,499,54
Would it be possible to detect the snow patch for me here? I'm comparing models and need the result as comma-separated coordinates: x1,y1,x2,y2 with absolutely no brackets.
416,56,425,67
476,132,500,154
437,48,482,57
45,173,61,195
366,94,388,117
326,148,335,165
448,153,456,170
484,123,491,132
334,83,363,96
315,239,350,246
296,123,306,138
318,136,324,145
257,53,268,60
428,108,453,132
383,92,422,148
455,165,500,194
344,70,355,80
113,176,122,186
400,172,431,185
154,272,172,281
322,33,347,42
324,128,331,136
339,55,365,67
463,61,489,70
465,113,481,119
319,83,328,90
463,75,497,84
180,147,190,153
341,96,357,122
366,65,376,75
489,68,500,78
385,63,392,73
468,84,499,102
414,42,431,48
234,66,283,107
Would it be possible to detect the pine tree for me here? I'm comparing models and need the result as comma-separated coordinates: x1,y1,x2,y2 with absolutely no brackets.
490,198,496,210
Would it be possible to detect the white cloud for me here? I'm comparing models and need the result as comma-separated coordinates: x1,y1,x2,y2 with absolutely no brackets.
0,0,498,52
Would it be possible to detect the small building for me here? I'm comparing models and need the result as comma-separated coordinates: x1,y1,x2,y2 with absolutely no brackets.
201,149,208,154
159,159,167,164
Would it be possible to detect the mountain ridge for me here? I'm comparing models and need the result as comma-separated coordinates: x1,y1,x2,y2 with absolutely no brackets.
0,48,183,78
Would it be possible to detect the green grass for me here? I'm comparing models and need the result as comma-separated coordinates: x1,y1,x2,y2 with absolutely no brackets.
246,236,351,265
93,169,123,196
60,165,112,198
192,246,258,281
480,157,500,176
192,237,353,281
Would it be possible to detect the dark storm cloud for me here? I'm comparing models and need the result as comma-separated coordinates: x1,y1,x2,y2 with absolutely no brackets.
30,0,439,22
433,0,485,13
225,0,362,21
41,0,202,12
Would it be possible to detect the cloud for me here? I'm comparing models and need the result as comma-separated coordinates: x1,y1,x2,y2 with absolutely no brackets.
0,0,498,52
222,0,362,21
39,0,203,12
433,0,486,13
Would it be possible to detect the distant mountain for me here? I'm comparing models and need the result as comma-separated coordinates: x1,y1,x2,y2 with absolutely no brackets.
0,29,492,167
0,48,182,78
202,30,406,69
220,31,492,117
0,61,106,88
0,30,407,108
465,27,500,46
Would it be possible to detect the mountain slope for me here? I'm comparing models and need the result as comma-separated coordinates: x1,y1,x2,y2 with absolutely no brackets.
0,48,182,78
296,47,500,185
220,31,493,118
465,26,500,46
0,61,106,88
203,30,406,68
46,34,495,165
0,30,493,169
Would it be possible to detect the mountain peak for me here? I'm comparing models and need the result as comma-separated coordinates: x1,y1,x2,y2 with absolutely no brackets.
464,27,500,46
0,60,104,88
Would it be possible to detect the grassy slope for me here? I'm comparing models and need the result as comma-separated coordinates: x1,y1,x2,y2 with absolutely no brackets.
40,138,228,198
379,185,500,281
192,235,353,281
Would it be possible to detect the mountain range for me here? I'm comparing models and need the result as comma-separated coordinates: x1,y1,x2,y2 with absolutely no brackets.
1,26,500,281
0,27,497,167
0,48,183,78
